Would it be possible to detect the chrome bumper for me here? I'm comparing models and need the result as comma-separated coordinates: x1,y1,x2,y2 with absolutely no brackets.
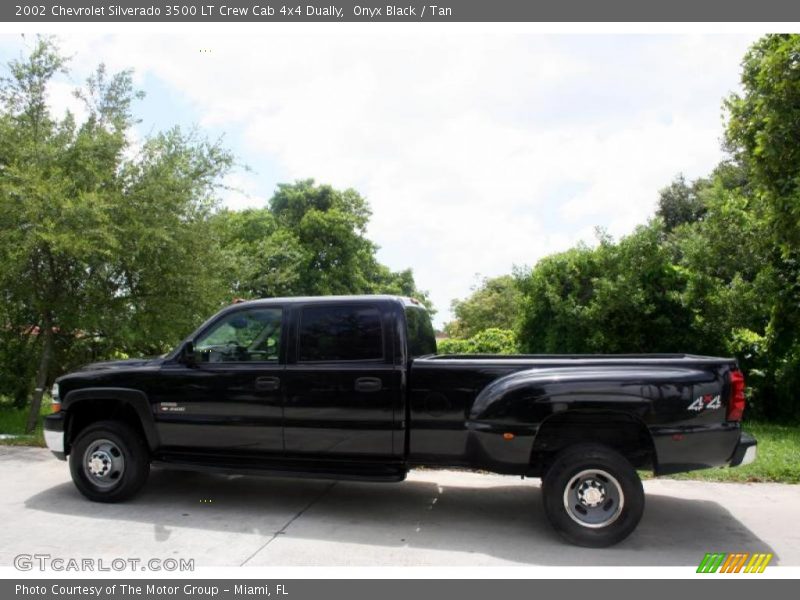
43,414,66,460
740,443,757,466
44,429,64,453
729,432,757,467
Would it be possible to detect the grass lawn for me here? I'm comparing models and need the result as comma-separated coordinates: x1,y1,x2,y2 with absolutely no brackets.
0,402,797,483
0,400,46,447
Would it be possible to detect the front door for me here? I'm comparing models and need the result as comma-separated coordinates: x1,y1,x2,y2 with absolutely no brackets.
154,305,285,454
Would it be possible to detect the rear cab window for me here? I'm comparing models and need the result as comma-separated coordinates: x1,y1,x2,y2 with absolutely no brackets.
405,305,437,358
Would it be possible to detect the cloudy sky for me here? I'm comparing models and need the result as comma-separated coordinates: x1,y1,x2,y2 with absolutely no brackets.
0,32,759,325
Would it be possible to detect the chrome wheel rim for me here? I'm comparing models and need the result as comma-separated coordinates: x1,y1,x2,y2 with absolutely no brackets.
563,468,624,528
82,438,125,489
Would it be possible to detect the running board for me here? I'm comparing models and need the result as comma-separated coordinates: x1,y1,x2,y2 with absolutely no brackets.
152,454,408,482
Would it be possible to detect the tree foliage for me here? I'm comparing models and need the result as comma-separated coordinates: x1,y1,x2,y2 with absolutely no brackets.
656,174,708,231
444,275,521,338
722,34,800,419
516,223,693,355
438,328,518,355
0,38,234,427
211,180,432,309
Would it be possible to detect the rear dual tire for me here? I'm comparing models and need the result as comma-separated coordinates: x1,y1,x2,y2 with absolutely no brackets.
542,444,644,547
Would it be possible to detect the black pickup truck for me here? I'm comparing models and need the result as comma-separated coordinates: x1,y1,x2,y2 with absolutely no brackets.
44,295,756,547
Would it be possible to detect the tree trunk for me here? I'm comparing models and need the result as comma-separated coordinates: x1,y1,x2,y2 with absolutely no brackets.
26,317,54,434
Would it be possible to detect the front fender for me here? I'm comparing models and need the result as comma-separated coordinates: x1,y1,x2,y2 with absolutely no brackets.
62,387,159,452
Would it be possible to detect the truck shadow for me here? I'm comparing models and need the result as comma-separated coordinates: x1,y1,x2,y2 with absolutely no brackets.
24,468,777,566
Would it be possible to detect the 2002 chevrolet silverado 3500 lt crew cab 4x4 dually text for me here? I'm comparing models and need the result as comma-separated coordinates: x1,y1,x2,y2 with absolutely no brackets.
44,295,757,547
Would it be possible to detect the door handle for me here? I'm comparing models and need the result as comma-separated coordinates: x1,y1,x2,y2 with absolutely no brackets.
255,376,281,392
355,377,382,393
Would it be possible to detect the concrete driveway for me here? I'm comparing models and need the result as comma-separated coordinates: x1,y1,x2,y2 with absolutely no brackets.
1,446,798,567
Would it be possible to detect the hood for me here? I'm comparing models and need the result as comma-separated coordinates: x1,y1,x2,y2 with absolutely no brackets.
77,356,166,371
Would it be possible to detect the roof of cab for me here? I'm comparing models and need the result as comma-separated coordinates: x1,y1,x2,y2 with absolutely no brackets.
228,294,424,308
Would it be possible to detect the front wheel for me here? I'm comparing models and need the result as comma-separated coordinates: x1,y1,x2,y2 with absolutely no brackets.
542,444,644,547
69,420,150,503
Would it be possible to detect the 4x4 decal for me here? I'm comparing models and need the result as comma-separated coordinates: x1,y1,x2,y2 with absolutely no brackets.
688,394,721,412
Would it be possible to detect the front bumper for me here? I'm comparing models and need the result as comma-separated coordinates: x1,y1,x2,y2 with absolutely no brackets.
729,432,757,467
43,413,66,460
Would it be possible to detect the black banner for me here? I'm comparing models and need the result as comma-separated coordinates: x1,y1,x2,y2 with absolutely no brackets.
3,580,795,600
4,0,800,22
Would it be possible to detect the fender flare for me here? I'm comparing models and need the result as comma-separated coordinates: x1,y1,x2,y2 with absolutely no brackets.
468,367,662,471
62,387,159,452
530,407,658,470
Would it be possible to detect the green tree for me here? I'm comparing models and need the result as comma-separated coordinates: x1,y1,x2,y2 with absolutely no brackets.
438,328,518,355
656,174,708,231
516,223,694,354
726,35,800,250
445,275,522,338
102,127,234,356
668,166,770,348
724,34,800,419
0,38,114,430
214,180,433,310
0,38,233,430
212,208,306,299
514,243,601,354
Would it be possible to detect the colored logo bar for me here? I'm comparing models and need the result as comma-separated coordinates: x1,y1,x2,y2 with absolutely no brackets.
697,552,773,573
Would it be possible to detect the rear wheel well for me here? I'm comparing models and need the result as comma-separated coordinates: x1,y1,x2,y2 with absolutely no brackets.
65,400,149,457
529,410,655,477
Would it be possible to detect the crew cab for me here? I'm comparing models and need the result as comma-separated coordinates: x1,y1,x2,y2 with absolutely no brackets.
44,295,756,547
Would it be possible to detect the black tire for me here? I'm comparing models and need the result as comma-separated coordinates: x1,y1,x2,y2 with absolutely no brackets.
541,443,644,547
69,420,150,503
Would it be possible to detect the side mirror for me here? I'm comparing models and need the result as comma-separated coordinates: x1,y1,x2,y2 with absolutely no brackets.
181,341,197,367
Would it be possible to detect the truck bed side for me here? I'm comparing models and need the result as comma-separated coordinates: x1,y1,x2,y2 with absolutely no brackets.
407,355,740,475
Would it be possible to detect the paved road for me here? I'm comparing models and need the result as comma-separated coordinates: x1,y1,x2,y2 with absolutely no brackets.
1,446,798,567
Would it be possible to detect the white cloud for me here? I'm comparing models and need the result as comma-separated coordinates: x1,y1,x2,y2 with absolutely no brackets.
46,78,87,123
220,171,271,211
9,32,760,325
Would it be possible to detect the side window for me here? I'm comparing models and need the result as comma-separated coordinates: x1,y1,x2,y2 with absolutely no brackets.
298,305,383,362
195,308,282,363
405,306,437,357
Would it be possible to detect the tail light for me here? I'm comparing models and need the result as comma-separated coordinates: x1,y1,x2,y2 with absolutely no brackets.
727,369,746,421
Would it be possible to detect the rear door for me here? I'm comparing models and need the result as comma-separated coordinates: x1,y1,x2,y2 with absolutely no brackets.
282,301,401,458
